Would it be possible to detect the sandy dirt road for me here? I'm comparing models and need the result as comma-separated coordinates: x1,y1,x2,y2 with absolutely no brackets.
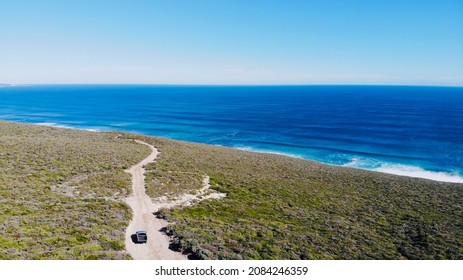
124,140,187,260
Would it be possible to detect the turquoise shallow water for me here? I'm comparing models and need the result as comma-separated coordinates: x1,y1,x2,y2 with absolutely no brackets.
1,84,462,183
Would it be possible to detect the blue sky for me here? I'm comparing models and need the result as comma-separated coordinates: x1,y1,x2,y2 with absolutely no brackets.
0,0,462,85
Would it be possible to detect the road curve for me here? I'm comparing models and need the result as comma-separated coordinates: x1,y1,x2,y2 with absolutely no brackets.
124,140,186,260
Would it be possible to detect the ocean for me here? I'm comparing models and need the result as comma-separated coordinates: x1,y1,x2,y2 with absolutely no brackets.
1,84,462,183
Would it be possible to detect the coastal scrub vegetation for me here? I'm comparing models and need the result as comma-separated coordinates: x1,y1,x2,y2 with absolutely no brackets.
136,135,463,260
0,121,149,259
2,120,462,259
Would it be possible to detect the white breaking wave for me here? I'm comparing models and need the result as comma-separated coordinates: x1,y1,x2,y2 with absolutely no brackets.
233,146,305,159
36,122,102,132
342,157,463,183
374,164,463,183
37,122,74,129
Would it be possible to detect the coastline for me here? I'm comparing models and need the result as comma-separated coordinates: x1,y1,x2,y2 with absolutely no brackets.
27,120,463,184
1,85,462,185
1,119,462,260
234,145,463,184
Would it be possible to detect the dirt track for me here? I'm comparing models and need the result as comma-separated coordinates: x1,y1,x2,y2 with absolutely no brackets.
124,140,186,260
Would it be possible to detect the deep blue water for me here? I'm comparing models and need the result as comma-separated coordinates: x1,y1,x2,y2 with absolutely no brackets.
1,85,462,183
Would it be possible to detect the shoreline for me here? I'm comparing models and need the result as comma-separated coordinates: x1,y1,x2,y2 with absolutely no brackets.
234,146,463,184
4,119,463,184
1,119,462,260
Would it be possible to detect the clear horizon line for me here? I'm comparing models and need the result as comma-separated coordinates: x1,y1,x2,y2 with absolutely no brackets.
2,82,463,88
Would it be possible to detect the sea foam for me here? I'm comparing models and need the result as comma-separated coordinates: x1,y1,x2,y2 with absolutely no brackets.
36,122,102,132
374,164,463,183
343,157,463,183
37,122,74,129
234,146,306,160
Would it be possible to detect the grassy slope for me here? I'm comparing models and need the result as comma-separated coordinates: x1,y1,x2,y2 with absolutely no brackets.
137,135,463,260
2,121,462,260
0,121,149,259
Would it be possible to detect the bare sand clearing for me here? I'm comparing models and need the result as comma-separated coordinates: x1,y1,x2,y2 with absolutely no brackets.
124,140,186,260
152,176,226,209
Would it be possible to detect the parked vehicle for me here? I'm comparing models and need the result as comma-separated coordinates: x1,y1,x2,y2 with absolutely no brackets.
136,230,147,243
